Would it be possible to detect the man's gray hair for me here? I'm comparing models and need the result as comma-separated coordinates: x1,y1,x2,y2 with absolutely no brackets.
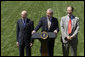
21,10,27,14
46,8,53,13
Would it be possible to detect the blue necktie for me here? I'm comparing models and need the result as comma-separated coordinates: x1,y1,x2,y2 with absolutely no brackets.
24,20,26,27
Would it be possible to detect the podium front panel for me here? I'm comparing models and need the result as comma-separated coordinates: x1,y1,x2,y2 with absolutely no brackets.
32,32,56,39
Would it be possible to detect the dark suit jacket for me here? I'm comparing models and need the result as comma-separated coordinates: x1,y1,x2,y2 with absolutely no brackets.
16,18,34,45
35,16,59,32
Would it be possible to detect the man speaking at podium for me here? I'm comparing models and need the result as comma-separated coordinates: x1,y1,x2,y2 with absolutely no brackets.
32,8,59,56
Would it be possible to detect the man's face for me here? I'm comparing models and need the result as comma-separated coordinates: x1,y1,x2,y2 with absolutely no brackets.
21,13,27,19
46,11,53,18
67,7,73,15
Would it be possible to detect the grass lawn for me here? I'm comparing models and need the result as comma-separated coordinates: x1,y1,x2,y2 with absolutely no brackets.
1,1,84,56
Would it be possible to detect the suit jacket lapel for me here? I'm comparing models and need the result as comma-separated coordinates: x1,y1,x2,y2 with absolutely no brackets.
25,18,28,26
66,15,69,26
45,17,48,30
71,16,75,31
65,15,69,35
19,19,24,30
21,19,24,27
25,18,30,27
50,17,53,28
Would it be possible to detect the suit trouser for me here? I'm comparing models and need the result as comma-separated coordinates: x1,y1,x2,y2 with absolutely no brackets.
19,42,31,56
62,38,78,56
40,39,55,56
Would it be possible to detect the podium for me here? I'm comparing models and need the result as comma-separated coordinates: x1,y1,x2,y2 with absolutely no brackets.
31,32,56,56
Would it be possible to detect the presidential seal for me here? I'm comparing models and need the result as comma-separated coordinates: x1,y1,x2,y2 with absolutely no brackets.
40,31,48,40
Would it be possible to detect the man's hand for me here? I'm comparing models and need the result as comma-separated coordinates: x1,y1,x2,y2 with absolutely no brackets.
67,36,73,40
54,30,57,34
70,36,73,40
16,42,19,47
32,30,36,34
30,43,33,47
67,36,70,40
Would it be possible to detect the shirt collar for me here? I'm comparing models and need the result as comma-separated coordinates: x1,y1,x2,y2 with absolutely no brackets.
22,18,27,23
47,16,52,21
67,14,74,20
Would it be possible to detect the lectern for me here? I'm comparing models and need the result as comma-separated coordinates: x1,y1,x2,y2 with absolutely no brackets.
31,31,56,56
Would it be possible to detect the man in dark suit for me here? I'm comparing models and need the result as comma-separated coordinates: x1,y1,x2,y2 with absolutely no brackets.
16,10,34,56
32,8,59,56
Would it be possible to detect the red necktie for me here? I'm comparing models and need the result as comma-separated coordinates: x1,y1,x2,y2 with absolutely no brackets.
68,18,72,34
